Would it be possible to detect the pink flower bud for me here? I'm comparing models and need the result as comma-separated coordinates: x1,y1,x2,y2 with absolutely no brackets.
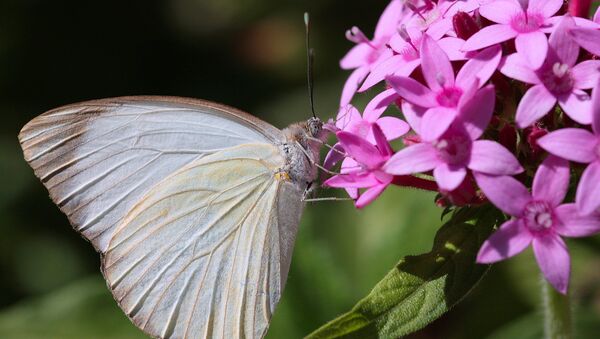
402,134,422,146
453,11,479,40
568,0,592,18
526,124,549,159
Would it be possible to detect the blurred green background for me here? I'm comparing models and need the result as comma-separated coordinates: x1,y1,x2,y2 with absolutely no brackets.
1,1,599,338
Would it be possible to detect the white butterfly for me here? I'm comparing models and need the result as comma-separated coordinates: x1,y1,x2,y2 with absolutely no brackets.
19,96,326,339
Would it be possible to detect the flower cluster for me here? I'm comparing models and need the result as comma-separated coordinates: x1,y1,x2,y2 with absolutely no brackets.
326,0,600,294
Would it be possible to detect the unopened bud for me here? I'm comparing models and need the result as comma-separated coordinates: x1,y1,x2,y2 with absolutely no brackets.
403,134,422,146
453,11,479,40
526,124,549,160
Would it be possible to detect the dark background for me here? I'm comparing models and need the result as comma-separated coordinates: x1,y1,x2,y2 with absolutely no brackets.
1,1,599,338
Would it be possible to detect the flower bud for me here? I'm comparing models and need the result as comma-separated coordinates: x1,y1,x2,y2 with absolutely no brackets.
453,11,479,40
526,124,549,160
403,134,421,146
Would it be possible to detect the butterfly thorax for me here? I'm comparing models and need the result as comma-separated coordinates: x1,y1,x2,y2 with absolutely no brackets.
281,117,326,187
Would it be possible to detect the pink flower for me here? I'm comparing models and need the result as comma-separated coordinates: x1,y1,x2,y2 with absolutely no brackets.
323,102,409,199
462,0,562,69
499,16,600,128
324,124,394,208
386,34,501,141
403,0,482,39
537,80,600,215
475,156,600,294
340,0,407,106
360,24,482,92
324,102,409,168
383,85,523,191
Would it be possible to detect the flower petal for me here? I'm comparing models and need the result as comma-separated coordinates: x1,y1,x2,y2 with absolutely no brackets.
462,24,518,52
340,66,370,106
473,172,531,216
434,163,467,191
340,43,372,70
576,161,600,215
459,85,496,140
479,0,522,24
499,53,541,84
420,34,455,91
335,105,362,130
469,140,524,175
374,0,405,39
529,0,562,17
558,90,593,125
364,88,397,122
401,100,427,134
355,183,388,209
341,158,360,199
456,45,503,88
438,37,468,61
323,143,345,170
371,123,393,157
360,55,406,92
383,143,440,175
373,117,410,142
537,128,598,163
515,31,548,70
548,15,579,67
420,107,457,142
569,28,600,57
337,131,384,168
555,204,600,237
571,60,600,90
324,172,380,189
386,76,437,108
477,219,533,263
532,155,570,207
516,85,557,128
593,81,600,135
532,234,570,295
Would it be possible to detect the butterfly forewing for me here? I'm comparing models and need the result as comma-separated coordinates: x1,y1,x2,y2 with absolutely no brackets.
19,96,285,253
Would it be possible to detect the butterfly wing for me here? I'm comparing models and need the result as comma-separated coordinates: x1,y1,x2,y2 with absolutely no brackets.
19,96,285,253
102,143,303,339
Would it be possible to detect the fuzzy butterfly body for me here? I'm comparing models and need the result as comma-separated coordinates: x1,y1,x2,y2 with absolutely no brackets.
19,96,325,339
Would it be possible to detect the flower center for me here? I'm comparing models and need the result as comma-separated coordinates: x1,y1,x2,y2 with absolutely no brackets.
434,133,471,165
523,201,555,232
436,86,463,107
540,62,574,95
510,11,544,33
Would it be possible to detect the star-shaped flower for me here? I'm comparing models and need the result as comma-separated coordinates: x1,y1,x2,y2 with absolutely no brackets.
475,156,600,294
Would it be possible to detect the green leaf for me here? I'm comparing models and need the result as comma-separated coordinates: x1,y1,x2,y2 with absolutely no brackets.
306,206,503,339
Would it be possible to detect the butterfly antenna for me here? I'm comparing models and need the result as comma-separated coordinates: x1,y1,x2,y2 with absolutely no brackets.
304,12,317,119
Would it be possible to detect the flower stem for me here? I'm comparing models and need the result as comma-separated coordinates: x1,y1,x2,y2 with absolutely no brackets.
542,278,573,339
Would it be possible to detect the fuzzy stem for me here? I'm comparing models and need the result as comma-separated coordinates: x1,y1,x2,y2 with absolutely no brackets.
542,277,573,339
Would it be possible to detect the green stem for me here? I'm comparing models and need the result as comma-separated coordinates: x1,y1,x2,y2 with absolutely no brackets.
542,278,573,339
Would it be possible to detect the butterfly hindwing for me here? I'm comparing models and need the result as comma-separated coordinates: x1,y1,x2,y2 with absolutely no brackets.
102,143,297,338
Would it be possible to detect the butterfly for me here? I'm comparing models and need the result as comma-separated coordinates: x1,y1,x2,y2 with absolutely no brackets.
18,95,326,338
